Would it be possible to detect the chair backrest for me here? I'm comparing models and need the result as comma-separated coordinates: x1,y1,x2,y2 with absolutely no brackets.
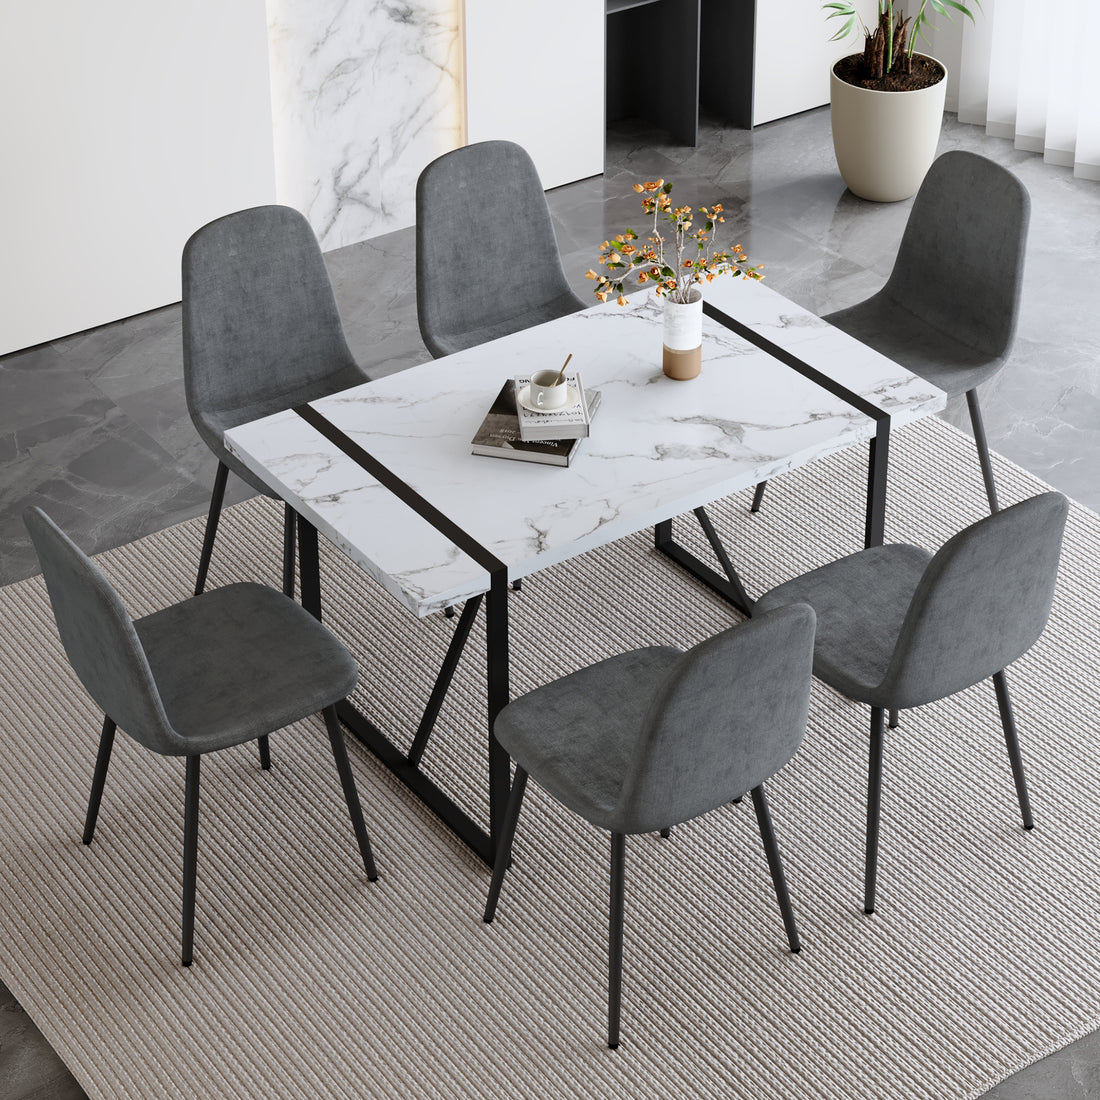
881,492,1069,709
881,150,1030,360
610,603,816,834
182,204,358,436
415,140,576,358
24,508,183,755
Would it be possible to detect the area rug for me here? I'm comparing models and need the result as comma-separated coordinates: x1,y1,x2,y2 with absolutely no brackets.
1,416,1098,1100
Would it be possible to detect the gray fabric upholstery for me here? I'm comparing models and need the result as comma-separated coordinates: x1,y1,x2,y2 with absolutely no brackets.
24,506,358,756
134,585,358,753
755,492,1068,710
494,603,816,835
25,506,180,753
415,140,586,359
823,150,1030,398
182,204,369,495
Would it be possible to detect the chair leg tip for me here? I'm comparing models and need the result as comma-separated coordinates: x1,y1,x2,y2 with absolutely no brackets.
863,906,875,916
608,1041,619,1051
182,959,192,968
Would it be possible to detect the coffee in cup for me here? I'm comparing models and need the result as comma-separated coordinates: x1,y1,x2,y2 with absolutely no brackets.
528,369,569,410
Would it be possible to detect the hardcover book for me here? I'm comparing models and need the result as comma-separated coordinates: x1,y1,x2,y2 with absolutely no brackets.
471,381,601,467
514,371,592,441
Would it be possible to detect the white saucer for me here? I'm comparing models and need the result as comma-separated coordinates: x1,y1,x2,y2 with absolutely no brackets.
516,384,580,414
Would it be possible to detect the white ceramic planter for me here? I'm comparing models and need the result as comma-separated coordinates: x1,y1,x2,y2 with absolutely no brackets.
662,289,703,380
829,55,947,203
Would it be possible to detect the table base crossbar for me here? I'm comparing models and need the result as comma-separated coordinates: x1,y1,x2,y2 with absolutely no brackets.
654,514,755,617
335,699,494,865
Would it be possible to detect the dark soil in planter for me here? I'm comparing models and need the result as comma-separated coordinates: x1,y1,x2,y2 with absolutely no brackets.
834,52,945,92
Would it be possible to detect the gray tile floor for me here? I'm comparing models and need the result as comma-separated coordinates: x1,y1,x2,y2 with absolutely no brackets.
1,109,1097,1098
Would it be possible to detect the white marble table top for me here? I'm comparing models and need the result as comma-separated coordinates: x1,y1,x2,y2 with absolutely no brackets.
225,280,945,617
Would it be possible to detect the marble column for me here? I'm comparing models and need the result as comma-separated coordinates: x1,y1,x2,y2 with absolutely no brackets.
267,0,463,249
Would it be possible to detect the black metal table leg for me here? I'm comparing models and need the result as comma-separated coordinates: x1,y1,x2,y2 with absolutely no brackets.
297,513,496,864
485,567,511,855
297,517,323,622
864,420,890,549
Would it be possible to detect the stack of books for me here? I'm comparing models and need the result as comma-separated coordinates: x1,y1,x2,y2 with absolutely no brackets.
471,372,599,467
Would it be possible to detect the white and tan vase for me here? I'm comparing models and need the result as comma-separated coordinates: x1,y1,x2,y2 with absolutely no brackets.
662,289,703,380
829,55,947,203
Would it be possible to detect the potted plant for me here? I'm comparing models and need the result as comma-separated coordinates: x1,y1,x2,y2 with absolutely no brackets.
586,180,762,380
823,0,978,201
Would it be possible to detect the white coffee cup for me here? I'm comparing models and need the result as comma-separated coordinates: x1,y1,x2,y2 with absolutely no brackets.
528,369,569,410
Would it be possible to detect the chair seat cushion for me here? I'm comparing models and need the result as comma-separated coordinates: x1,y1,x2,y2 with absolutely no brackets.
824,297,1002,398
494,646,683,830
134,583,358,753
755,545,931,706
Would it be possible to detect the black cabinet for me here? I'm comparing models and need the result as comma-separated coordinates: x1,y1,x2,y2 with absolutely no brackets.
606,0,755,145
606,0,700,146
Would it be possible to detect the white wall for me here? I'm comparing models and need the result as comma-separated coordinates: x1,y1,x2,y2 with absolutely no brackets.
753,0,878,125
464,0,604,189
1,2,276,355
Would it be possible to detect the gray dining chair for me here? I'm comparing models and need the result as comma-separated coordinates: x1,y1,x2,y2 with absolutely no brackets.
24,506,378,967
415,140,586,359
751,150,1030,516
183,204,370,602
483,603,816,1049
754,491,1068,915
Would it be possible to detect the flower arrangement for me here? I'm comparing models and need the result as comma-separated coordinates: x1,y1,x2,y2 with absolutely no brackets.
586,179,762,306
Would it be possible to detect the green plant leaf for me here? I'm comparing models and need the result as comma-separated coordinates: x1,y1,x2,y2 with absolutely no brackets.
827,14,856,40
935,0,978,20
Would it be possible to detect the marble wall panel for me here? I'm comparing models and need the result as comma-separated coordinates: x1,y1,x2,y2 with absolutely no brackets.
267,0,463,250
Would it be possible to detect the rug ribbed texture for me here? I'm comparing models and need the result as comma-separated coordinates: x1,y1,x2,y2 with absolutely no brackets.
2,416,1098,1100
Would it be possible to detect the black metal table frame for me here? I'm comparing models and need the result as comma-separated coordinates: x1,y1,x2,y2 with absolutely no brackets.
656,302,892,616
286,305,892,867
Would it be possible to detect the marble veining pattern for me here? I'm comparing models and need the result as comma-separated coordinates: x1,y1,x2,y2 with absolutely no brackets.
267,0,462,249
225,284,945,616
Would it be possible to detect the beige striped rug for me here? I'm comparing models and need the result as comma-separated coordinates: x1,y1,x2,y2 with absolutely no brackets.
2,416,1099,1100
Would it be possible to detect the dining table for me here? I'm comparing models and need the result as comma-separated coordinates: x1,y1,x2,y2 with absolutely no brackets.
223,278,946,865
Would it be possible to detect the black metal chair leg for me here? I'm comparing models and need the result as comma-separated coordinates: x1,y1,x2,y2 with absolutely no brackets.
282,503,296,599
608,831,626,1050
993,670,1034,829
82,716,117,845
751,481,768,513
966,388,1000,513
258,736,271,771
322,706,378,880
483,767,529,923
182,755,200,967
194,462,229,596
864,707,886,915
659,827,671,839
888,708,899,729
751,785,801,953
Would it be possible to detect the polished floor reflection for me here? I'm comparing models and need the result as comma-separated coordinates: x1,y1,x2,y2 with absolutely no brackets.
1,109,1097,1099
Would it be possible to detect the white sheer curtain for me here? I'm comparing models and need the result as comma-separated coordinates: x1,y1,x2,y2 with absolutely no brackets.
955,0,1100,179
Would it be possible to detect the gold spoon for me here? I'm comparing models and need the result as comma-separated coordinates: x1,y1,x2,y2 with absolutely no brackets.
551,353,573,387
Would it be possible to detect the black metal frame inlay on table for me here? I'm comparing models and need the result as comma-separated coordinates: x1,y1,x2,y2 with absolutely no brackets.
286,305,893,868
